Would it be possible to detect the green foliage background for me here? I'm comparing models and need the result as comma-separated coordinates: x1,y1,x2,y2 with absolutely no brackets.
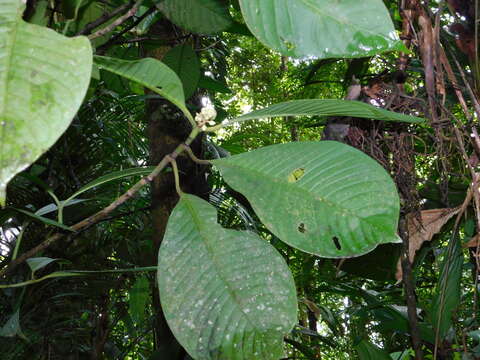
0,0,479,359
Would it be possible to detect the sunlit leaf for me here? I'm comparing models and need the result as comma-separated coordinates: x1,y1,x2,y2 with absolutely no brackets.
238,0,406,58
93,56,187,115
213,141,400,258
0,0,92,206
230,100,424,124
158,194,297,359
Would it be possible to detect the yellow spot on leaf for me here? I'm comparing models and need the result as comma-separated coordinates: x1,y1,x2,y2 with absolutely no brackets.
288,168,305,183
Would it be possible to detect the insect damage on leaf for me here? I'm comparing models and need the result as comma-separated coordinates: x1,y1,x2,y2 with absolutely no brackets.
332,236,342,250
298,223,306,233
288,168,305,183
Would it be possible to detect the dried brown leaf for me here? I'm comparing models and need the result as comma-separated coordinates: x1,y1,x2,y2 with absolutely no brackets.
396,207,461,280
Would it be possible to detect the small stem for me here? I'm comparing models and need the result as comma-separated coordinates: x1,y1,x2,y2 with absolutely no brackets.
167,156,183,196
176,104,197,129
450,49,480,119
204,122,227,133
58,203,65,225
181,144,212,165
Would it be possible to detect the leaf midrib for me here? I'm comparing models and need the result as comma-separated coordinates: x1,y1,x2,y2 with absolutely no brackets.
215,160,397,242
232,100,423,124
183,197,269,339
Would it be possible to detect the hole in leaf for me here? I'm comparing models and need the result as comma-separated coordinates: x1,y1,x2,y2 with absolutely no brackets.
298,223,306,233
332,236,341,250
288,168,305,183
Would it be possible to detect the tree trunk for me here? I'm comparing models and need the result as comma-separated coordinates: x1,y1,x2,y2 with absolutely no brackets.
145,20,209,359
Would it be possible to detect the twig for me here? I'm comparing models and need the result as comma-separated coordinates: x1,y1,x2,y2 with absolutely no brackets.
449,48,480,119
166,155,183,196
94,206,151,225
181,144,212,165
0,128,201,278
439,45,472,121
88,0,143,40
95,7,155,53
76,1,133,36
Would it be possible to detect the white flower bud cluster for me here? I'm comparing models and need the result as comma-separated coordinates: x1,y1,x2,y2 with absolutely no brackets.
195,106,217,130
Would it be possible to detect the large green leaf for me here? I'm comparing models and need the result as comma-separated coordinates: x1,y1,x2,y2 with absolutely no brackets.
162,44,201,99
93,56,188,116
213,141,400,258
158,194,297,359
157,0,233,34
230,100,424,124
238,0,405,59
0,0,92,206
429,239,463,340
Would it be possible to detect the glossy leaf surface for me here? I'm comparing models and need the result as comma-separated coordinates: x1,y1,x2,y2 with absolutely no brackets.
158,194,297,359
213,141,400,258
238,0,405,58
93,56,187,115
157,0,233,34
230,100,424,124
0,0,92,206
